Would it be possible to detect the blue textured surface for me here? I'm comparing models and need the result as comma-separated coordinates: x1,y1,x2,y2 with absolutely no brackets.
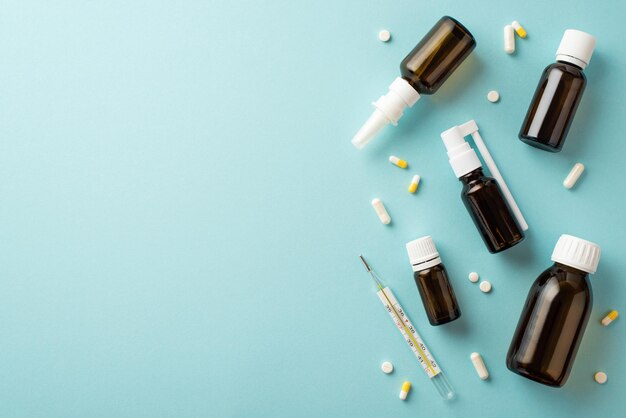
0,1,624,417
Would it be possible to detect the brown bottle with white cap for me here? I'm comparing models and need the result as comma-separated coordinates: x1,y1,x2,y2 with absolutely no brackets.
406,236,461,326
507,234,601,387
519,30,596,152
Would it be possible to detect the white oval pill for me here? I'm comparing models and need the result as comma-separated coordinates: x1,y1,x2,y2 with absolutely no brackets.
504,25,515,54
469,272,479,283
470,352,489,380
381,361,394,374
479,281,492,293
378,29,391,42
487,90,500,103
594,371,607,384
563,163,585,189
371,198,391,225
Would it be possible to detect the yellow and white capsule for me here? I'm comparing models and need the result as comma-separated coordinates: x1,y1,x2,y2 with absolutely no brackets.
504,25,515,54
601,310,618,326
512,21,527,38
408,175,420,193
371,198,391,225
399,381,411,400
389,155,408,169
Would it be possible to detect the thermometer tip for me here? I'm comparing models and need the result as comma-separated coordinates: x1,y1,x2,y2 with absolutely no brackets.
359,255,371,272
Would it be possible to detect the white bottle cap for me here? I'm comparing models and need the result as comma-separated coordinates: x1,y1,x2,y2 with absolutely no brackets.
556,29,596,70
551,234,601,274
406,236,442,270
351,77,420,149
440,124,481,178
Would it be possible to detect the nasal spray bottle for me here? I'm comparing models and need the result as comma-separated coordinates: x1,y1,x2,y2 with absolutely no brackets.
352,16,476,149
441,121,528,253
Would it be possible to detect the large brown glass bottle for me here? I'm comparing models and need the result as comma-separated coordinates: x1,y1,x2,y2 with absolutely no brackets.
400,16,476,94
507,235,600,387
406,236,460,326
460,168,524,253
518,29,595,152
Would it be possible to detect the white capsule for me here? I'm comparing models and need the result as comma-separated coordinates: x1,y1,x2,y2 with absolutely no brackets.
504,25,515,54
594,371,607,384
487,90,500,103
470,352,489,380
468,272,479,283
381,361,394,374
371,198,391,225
479,281,492,293
378,29,391,42
563,163,585,189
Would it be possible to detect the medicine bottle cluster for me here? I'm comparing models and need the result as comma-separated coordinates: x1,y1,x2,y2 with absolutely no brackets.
352,15,607,393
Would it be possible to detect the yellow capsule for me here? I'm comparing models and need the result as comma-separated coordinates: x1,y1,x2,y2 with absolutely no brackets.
512,21,527,38
601,310,619,326
389,155,408,169
399,381,411,400
408,174,420,193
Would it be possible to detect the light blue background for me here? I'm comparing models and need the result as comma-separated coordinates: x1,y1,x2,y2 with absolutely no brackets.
0,1,624,417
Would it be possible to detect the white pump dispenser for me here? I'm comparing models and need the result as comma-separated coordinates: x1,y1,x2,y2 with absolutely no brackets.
351,77,421,149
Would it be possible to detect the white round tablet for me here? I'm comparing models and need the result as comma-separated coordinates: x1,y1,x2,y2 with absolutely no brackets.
381,361,394,374
468,272,479,283
594,371,607,384
479,281,492,293
487,90,500,103
378,30,391,42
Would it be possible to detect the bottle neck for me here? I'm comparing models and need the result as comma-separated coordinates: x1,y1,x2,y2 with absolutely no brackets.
459,168,484,184
556,58,585,71
554,262,589,277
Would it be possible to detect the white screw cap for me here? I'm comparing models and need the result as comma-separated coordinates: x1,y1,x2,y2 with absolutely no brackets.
406,236,439,265
551,234,601,274
556,29,596,69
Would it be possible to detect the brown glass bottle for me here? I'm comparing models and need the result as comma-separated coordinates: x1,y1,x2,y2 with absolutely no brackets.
460,168,524,253
519,62,586,152
400,16,476,94
406,236,461,326
507,263,592,386
413,265,461,325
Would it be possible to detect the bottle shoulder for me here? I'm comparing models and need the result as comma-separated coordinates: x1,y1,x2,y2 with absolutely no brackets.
415,263,446,278
543,62,587,82
461,172,497,194
534,264,592,294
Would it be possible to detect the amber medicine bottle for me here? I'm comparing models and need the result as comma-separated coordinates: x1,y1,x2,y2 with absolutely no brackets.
519,30,596,152
352,16,476,149
507,235,601,387
441,121,527,253
406,236,461,326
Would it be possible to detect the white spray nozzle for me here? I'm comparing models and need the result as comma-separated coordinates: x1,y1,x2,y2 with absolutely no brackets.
351,77,420,149
441,120,529,231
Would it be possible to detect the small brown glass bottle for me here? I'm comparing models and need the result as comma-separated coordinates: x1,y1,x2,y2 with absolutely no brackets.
400,16,476,95
406,236,461,326
441,122,526,253
352,16,476,149
519,30,596,152
507,235,600,387
460,168,524,253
